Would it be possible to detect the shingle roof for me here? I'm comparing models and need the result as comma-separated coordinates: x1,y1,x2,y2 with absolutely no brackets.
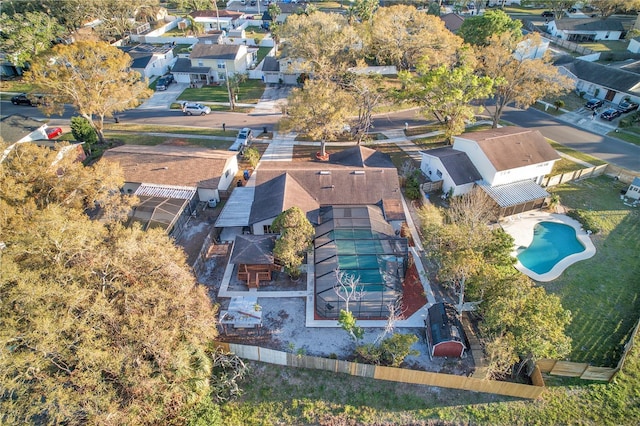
131,54,153,69
262,56,279,72
440,13,465,33
229,234,276,264
249,173,320,225
428,303,465,345
101,145,236,189
553,18,624,32
455,127,560,171
555,56,640,95
328,146,395,168
422,146,482,185
172,57,210,74
190,43,240,60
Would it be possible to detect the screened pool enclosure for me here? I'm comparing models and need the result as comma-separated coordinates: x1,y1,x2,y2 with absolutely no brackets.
314,206,408,319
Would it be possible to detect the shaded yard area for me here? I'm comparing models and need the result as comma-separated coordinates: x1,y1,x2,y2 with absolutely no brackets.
546,176,640,367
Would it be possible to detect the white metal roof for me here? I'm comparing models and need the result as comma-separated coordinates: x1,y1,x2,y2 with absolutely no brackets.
134,183,197,200
214,186,255,227
478,180,549,208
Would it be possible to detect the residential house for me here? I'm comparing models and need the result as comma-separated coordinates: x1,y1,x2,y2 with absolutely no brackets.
420,127,560,217
425,303,467,359
625,177,640,201
172,42,252,84
547,18,624,42
555,56,640,104
101,145,238,203
214,146,408,320
190,10,245,32
118,43,174,79
261,56,308,85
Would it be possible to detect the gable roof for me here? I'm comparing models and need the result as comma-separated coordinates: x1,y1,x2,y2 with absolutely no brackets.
328,145,395,168
172,57,210,74
422,146,482,185
101,145,236,189
555,56,640,95
262,56,279,72
229,234,276,264
428,302,465,346
190,10,244,19
190,43,240,60
553,18,625,32
440,13,465,33
130,54,153,69
249,173,320,224
456,127,560,171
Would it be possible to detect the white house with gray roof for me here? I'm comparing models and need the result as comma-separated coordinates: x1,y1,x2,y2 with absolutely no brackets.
555,56,640,105
547,18,624,42
420,127,560,217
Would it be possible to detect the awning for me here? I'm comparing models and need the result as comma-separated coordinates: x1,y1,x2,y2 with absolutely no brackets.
478,180,549,208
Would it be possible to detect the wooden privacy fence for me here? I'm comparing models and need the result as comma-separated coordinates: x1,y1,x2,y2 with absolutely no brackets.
542,164,607,187
537,315,640,382
213,342,545,399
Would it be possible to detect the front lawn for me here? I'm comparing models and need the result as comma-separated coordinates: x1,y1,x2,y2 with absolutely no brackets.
177,79,265,104
546,176,640,367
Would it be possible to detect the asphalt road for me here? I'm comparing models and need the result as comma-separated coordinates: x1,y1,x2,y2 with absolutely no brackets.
2,100,639,172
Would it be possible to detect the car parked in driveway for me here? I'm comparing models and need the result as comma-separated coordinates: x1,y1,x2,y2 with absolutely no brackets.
181,102,211,115
156,74,174,91
585,98,604,110
600,108,621,121
541,11,554,18
229,127,252,151
618,100,639,114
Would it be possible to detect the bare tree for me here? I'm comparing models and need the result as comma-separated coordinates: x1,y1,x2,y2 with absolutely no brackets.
334,270,365,341
445,186,497,230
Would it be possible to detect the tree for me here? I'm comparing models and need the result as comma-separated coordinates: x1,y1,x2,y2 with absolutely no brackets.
26,41,153,144
183,14,206,36
445,186,497,230
226,73,247,111
458,9,522,46
352,0,378,22
367,5,463,71
87,0,150,39
587,0,640,18
279,79,354,153
0,143,233,424
402,56,494,143
0,11,64,67
267,2,281,20
341,71,388,143
478,32,573,128
242,147,260,169
480,275,572,374
171,0,212,11
356,333,419,367
271,206,315,279
70,116,98,154
280,12,362,76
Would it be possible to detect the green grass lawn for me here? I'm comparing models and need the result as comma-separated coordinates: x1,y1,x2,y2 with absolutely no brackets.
547,140,608,166
609,128,640,146
551,157,586,174
546,176,640,367
255,47,271,65
104,132,231,149
177,80,265,104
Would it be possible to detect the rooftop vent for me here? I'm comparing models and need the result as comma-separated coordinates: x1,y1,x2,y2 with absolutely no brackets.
352,170,365,175
319,170,331,175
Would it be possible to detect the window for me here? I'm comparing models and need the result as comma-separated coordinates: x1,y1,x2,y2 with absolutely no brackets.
263,225,275,234
436,169,442,178
217,62,226,69
225,169,230,178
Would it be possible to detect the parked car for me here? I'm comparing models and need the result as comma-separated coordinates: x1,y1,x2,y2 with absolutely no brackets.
10,93,47,106
45,127,63,140
541,11,554,17
585,98,604,110
618,100,639,114
156,74,174,91
250,0,256,5
233,127,253,149
181,102,211,115
600,108,621,121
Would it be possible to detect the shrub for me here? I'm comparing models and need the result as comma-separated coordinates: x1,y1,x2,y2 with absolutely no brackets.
566,209,601,234
70,116,97,148
405,170,422,200
242,147,260,168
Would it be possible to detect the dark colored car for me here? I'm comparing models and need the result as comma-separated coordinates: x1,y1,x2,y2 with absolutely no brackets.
618,101,639,114
156,74,174,91
11,93,37,106
585,98,604,110
600,108,621,121
541,11,554,18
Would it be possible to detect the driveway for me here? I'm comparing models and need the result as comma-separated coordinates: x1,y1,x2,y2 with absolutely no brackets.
137,82,188,110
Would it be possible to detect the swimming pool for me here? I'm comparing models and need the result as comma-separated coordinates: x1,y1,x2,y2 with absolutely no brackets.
517,221,586,275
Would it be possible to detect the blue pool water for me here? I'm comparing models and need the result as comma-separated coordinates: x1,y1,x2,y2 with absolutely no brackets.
517,222,585,275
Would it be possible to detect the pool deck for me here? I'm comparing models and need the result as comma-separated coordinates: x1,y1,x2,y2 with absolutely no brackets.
500,211,596,282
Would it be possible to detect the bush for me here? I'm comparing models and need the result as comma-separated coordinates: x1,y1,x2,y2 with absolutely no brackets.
70,116,97,147
242,147,260,168
566,209,601,234
405,170,422,200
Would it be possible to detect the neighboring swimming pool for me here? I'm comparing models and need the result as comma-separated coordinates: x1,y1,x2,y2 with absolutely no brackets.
517,222,585,275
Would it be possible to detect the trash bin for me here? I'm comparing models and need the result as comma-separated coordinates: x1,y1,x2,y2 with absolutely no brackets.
243,170,250,180
208,199,217,208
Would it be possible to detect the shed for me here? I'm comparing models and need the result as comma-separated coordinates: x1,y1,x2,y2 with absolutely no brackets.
625,177,640,201
425,303,467,359
229,234,279,288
